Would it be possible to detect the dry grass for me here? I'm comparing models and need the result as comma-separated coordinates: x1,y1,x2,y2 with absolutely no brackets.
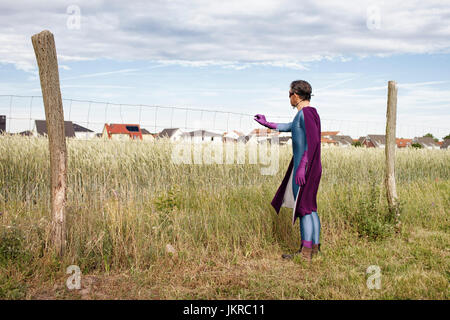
0,134,449,299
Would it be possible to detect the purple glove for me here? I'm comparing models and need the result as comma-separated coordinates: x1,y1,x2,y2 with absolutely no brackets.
295,151,308,186
254,114,277,130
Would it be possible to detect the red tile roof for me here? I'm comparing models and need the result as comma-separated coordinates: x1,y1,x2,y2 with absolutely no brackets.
250,128,280,136
321,131,339,136
396,138,412,148
104,123,143,140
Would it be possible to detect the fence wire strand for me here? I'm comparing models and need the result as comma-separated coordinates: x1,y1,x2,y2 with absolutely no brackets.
0,94,448,141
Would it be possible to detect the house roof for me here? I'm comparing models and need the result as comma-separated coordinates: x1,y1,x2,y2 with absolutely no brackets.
141,128,151,134
441,139,450,149
158,128,181,138
396,138,412,147
72,123,93,133
104,123,141,134
413,136,440,147
223,130,244,137
250,128,279,136
183,130,223,138
330,135,353,145
237,135,253,143
103,123,142,139
321,131,339,136
367,134,386,147
34,120,76,137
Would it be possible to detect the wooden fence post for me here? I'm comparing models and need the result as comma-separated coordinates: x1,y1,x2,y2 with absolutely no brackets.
385,81,399,225
31,30,68,256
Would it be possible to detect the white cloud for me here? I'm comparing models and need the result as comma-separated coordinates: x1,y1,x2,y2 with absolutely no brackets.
60,68,140,81
0,0,450,73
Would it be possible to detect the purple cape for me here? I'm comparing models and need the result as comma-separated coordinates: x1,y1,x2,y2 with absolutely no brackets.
270,106,322,225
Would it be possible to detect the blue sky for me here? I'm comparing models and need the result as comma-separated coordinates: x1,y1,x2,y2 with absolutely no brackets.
0,0,449,139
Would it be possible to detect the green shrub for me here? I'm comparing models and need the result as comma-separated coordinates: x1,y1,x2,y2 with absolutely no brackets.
0,275,27,299
351,175,398,240
0,227,26,266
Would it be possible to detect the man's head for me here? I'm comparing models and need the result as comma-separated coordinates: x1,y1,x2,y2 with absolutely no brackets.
289,80,313,107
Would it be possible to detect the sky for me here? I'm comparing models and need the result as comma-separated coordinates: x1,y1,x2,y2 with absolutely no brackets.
0,0,449,139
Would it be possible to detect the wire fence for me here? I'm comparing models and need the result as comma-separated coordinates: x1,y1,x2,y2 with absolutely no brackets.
0,94,449,141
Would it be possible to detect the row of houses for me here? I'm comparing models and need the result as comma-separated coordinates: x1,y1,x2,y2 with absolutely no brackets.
2,119,448,149
357,134,445,150
321,131,446,149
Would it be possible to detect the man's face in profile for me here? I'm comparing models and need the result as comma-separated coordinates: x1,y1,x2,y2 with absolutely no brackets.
289,90,299,107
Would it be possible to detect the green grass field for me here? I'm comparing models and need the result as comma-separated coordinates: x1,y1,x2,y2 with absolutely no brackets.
0,134,449,299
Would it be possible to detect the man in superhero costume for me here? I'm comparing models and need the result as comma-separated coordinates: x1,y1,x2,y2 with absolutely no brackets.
254,80,322,261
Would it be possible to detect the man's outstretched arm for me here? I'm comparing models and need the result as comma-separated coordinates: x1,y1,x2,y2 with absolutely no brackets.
254,114,292,132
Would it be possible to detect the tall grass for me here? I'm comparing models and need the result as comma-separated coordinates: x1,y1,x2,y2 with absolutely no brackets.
0,134,449,299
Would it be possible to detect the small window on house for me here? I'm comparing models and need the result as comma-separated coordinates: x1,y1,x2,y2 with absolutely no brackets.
126,126,139,132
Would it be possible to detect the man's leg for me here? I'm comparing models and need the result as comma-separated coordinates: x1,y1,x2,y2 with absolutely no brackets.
311,211,321,255
311,211,321,245
300,214,313,249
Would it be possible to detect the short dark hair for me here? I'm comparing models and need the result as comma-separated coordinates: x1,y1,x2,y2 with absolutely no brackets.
290,80,313,101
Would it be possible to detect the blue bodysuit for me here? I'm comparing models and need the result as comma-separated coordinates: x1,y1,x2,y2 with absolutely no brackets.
276,109,307,199
276,108,321,247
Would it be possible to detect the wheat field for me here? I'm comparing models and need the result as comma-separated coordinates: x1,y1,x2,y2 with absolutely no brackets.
0,134,448,299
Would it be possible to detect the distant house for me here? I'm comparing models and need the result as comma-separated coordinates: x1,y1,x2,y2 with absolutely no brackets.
330,135,353,147
237,135,254,144
248,128,280,144
102,123,143,140
183,130,223,143
73,123,95,139
250,128,279,136
0,115,5,133
18,130,33,136
321,137,339,147
396,138,412,148
141,128,157,141
441,139,450,149
33,120,76,138
412,137,440,149
321,131,339,147
157,128,184,141
270,136,292,145
321,131,339,139
359,135,386,148
223,130,244,143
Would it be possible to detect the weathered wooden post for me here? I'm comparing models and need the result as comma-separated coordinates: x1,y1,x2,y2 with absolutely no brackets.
385,81,399,225
31,30,68,255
